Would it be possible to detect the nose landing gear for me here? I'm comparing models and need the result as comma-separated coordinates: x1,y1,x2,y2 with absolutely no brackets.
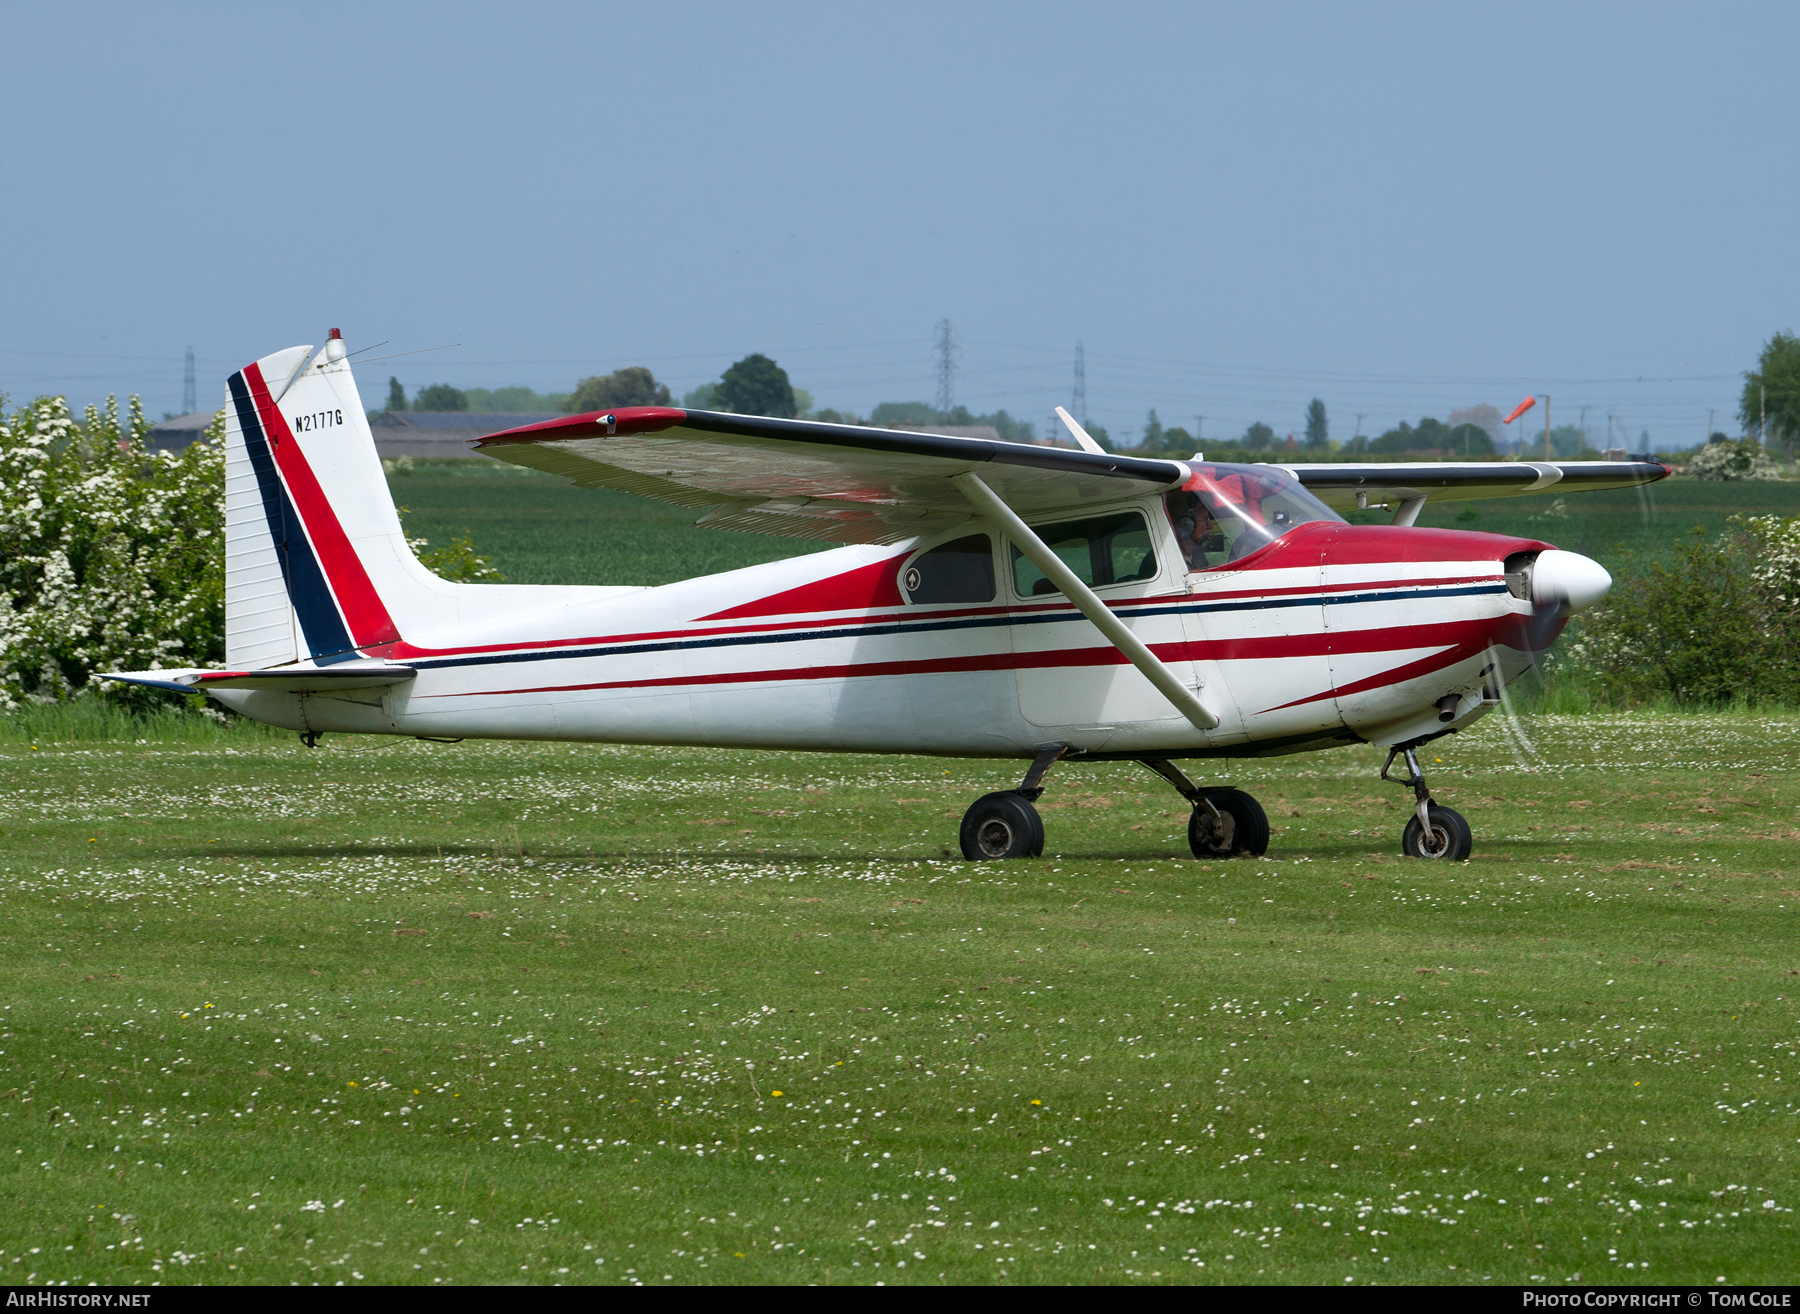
1382,745,1472,860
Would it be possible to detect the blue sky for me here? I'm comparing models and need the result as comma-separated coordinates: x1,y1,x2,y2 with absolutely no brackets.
3,2,1794,450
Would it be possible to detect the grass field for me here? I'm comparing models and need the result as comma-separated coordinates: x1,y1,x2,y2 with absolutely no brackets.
1,711,1797,1285
388,458,1800,589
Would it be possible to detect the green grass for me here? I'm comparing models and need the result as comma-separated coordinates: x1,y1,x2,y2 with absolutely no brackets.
0,700,285,748
1,712,1797,1285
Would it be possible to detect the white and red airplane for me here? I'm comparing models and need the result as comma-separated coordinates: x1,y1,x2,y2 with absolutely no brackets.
108,334,1664,862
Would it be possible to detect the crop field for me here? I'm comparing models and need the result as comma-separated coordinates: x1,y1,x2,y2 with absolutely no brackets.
388,460,829,588
389,458,1799,589
0,710,1797,1285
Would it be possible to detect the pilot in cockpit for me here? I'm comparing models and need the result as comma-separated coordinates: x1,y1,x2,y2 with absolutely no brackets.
1169,491,1220,570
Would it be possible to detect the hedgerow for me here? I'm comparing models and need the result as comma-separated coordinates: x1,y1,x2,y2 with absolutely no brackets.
0,396,225,710
1567,514,1800,706
0,394,500,712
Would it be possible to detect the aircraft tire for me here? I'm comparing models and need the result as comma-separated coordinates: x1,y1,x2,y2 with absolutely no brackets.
959,792,1045,861
1401,804,1472,861
1188,789,1270,858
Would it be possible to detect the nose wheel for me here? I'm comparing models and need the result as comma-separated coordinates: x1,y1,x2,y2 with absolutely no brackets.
1402,804,1472,860
1383,745,1472,861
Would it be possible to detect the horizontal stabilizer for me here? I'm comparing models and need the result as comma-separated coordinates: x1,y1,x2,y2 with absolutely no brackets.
102,663,416,695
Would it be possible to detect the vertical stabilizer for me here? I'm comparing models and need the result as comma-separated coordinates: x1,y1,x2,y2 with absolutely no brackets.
223,331,462,667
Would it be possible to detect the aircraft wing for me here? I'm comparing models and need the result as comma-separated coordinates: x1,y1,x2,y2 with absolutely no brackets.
1271,459,1669,512
475,408,1189,544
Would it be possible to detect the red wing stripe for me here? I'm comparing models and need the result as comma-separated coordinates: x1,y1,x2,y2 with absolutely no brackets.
244,362,400,649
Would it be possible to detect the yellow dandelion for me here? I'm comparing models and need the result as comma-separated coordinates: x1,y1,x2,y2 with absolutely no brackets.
1030,1099,1042,1105
771,1091,783,1098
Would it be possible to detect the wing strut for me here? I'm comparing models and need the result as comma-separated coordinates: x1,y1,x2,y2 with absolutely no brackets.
951,472,1220,733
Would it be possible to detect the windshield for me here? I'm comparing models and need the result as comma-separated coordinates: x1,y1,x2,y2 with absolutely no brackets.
1164,463,1343,570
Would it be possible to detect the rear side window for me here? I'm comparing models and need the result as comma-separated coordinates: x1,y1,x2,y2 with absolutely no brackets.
1010,512,1157,598
902,534,996,604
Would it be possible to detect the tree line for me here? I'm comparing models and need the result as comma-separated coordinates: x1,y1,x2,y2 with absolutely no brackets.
383,354,1039,441
1124,331,1800,465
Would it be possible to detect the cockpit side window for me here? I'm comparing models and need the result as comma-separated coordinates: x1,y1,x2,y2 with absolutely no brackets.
1165,463,1343,570
1008,511,1157,598
902,533,996,604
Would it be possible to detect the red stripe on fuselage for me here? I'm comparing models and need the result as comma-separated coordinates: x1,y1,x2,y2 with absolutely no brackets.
1257,611,1566,711
414,611,1552,702
244,362,401,650
373,573,1505,662
416,647,1127,699
699,553,906,620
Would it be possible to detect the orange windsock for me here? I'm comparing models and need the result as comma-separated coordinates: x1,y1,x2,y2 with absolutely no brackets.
1502,396,1537,425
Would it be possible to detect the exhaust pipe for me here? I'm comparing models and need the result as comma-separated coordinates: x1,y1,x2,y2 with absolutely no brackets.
1437,694,1460,723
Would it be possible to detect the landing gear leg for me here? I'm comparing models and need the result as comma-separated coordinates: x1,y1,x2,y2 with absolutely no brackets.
958,744,1065,860
1382,744,1472,860
1141,759,1270,858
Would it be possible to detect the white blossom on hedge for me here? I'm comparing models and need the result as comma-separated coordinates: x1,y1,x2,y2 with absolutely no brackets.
1687,440,1780,481
0,395,225,710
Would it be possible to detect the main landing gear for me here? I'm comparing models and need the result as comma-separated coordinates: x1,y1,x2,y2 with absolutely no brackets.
957,746,1062,860
954,749,1272,861
1382,744,1472,861
1142,759,1269,859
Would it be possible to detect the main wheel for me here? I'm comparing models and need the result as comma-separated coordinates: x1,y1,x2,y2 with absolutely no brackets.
959,792,1045,860
1188,788,1270,858
1401,804,1472,860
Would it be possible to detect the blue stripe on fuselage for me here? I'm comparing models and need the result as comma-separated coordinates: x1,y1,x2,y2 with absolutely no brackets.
400,583,1509,674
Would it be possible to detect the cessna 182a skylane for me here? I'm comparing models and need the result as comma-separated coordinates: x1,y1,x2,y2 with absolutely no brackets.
107,334,1667,862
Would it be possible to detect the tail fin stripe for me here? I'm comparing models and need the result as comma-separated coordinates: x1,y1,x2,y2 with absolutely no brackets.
228,369,356,661
243,361,402,651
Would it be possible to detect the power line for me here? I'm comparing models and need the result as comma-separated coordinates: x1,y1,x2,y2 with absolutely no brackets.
1072,340,1087,427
